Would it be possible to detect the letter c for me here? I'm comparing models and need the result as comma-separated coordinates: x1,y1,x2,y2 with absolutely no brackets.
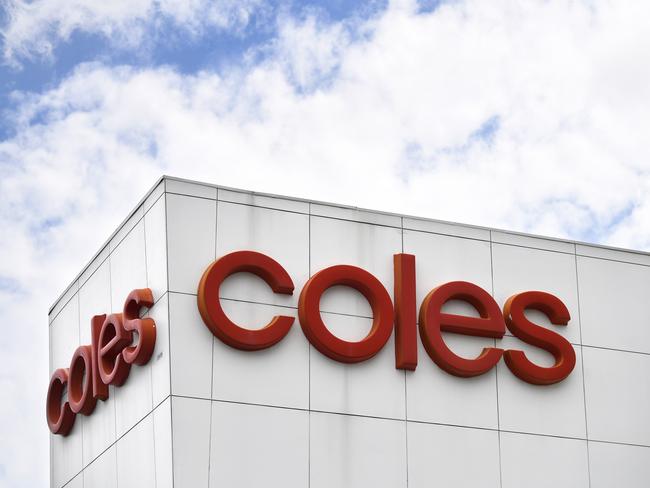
197,251,295,350
46,368,75,436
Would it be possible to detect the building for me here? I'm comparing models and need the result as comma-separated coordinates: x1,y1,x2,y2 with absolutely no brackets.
47,176,650,487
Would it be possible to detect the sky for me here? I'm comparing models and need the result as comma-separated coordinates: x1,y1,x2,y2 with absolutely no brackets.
1,0,650,485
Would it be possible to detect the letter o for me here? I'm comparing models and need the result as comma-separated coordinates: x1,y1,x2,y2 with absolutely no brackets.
68,345,97,415
299,265,394,363
46,368,75,436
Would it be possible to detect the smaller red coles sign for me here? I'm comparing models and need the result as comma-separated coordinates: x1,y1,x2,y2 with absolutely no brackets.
46,289,156,436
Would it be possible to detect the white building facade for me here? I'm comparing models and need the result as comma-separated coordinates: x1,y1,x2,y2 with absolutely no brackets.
48,176,650,487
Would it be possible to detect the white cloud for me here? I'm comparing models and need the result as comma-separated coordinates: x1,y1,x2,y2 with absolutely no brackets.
271,13,354,90
1,0,263,63
3,0,650,485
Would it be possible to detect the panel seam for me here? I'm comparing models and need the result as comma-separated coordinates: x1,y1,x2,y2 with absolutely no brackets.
401,216,410,488
575,246,592,488
164,183,176,488
490,232,504,488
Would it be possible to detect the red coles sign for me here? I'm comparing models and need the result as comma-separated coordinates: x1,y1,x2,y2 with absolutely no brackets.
46,289,156,436
198,251,575,386
47,251,576,437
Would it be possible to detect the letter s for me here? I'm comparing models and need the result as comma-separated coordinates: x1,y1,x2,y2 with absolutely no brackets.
503,291,576,385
